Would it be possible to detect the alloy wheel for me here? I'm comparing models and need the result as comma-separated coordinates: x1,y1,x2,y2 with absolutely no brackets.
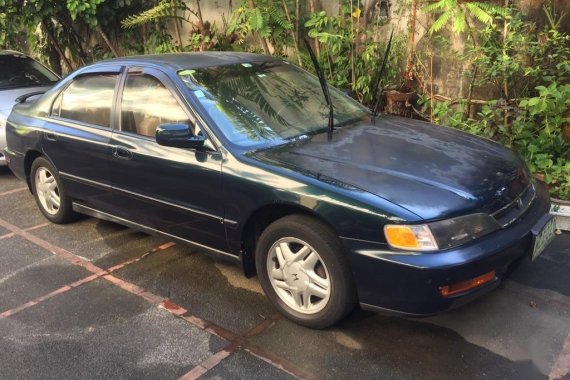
266,237,331,314
35,167,60,215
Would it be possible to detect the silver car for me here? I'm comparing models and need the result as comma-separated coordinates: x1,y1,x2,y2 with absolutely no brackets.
0,50,59,166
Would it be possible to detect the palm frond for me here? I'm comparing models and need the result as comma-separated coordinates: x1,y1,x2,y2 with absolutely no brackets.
452,12,467,33
267,6,292,30
473,2,508,16
429,9,453,33
121,1,185,29
249,7,264,31
422,0,454,14
465,3,493,25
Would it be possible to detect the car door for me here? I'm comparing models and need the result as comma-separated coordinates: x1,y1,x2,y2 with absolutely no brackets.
42,65,122,211
107,67,229,253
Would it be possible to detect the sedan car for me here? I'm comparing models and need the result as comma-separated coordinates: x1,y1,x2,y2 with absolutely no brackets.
0,50,60,166
5,53,555,328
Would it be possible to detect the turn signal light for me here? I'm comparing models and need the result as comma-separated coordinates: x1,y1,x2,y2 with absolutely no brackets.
384,224,438,251
440,270,496,297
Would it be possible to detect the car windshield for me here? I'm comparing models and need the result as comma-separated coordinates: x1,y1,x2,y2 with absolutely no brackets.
0,54,59,90
178,61,369,147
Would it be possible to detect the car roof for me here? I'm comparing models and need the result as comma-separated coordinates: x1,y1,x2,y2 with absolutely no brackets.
100,51,279,71
0,50,27,57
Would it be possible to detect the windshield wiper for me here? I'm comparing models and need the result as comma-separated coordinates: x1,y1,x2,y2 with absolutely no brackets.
370,29,394,121
303,38,334,140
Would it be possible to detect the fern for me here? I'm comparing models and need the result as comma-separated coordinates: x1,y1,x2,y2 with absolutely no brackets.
121,1,185,29
424,0,507,34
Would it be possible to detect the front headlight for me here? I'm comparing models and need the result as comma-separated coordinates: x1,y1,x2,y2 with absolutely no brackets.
384,213,501,252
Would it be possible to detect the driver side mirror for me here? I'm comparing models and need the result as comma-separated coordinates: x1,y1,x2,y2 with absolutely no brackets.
155,123,205,149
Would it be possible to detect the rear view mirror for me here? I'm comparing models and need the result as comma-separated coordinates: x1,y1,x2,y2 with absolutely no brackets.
156,123,205,149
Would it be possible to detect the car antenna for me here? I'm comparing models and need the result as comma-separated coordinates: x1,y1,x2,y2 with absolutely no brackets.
370,29,394,122
303,37,334,140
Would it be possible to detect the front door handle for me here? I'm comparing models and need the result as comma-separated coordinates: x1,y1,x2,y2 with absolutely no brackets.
44,131,57,141
113,146,133,160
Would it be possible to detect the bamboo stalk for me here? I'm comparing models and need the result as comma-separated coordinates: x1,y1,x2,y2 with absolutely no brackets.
430,54,434,122
195,0,206,51
249,0,271,55
195,0,204,24
350,0,355,86
172,0,183,50
281,0,302,66
309,0,321,57
405,0,417,84
295,0,301,47
502,0,510,128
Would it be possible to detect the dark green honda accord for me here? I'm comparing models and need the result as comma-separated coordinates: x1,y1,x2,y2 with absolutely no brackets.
4,52,555,328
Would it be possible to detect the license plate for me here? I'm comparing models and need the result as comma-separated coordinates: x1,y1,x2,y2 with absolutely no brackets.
531,215,556,260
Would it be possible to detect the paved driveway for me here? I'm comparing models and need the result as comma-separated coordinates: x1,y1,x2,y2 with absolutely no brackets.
0,167,569,379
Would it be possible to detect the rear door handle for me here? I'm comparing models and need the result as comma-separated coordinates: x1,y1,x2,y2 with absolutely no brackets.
113,146,133,160
44,131,57,141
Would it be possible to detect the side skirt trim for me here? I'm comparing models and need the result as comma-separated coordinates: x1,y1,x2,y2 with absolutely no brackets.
72,202,240,263
60,171,234,225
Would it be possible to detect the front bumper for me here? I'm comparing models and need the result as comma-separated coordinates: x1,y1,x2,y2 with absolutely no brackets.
343,182,552,316
0,127,6,166
4,147,25,179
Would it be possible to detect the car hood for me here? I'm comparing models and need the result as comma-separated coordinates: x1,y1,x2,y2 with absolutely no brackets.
252,116,530,220
0,85,52,115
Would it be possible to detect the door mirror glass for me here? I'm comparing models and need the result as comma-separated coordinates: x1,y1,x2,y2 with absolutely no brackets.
156,123,206,149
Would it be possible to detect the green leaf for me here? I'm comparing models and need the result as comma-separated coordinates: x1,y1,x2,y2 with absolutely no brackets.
249,8,264,31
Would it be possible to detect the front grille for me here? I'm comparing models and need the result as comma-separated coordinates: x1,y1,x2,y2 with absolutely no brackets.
491,183,535,228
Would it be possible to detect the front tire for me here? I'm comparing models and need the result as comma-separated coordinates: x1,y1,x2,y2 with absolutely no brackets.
256,214,357,328
30,157,76,224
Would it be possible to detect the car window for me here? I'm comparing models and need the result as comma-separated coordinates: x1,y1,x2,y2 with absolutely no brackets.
120,73,192,138
178,61,368,147
0,55,59,90
58,74,117,128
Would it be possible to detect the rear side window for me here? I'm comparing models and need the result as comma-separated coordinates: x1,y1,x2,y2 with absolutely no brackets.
58,74,117,128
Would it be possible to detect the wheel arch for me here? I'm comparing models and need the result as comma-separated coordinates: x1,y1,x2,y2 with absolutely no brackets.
240,202,339,277
23,149,44,193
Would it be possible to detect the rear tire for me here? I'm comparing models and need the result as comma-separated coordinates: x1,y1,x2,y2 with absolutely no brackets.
256,214,357,328
30,157,76,224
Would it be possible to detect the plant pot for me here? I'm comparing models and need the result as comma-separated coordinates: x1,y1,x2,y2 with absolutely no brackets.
384,90,416,117
551,197,570,232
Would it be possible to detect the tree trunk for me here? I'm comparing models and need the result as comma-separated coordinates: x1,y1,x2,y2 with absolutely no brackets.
41,20,73,72
47,42,62,77
99,29,121,57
